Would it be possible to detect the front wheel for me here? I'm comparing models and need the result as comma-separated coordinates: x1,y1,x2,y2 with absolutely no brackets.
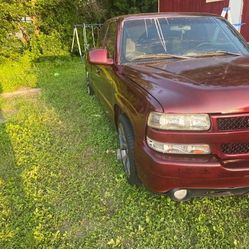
117,115,141,186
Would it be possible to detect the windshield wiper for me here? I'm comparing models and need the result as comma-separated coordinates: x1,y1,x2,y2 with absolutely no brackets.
131,53,189,61
186,50,242,57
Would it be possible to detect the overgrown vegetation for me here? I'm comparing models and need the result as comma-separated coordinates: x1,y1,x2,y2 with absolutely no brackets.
98,0,158,18
0,0,157,61
0,0,79,60
0,0,157,93
0,58,249,248
0,55,37,93
2,1,248,248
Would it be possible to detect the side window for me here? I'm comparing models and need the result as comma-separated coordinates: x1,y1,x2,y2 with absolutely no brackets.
98,23,108,47
104,22,117,58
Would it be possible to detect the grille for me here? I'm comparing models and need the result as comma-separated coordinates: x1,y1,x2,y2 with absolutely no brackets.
217,116,249,131
221,143,249,155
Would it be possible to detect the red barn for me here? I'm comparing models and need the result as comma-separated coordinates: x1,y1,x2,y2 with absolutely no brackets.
159,0,249,41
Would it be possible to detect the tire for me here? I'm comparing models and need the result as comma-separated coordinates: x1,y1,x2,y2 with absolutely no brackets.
86,71,94,96
87,83,94,96
118,115,141,186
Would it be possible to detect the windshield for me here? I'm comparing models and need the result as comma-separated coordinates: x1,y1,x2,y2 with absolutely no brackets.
121,16,249,63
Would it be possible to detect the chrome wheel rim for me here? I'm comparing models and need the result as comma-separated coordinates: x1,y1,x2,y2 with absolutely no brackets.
118,124,131,177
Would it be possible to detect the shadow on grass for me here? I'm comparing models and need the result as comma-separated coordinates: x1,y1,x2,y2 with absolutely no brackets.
0,56,246,248
35,56,124,191
1,56,92,247
0,79,36,247
0,84,16,178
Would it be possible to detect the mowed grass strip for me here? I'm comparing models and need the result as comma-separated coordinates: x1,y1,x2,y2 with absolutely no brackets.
0,57,249,249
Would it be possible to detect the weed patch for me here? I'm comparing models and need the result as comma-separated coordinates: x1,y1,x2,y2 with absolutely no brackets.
0,58,249,248
0,55,37,93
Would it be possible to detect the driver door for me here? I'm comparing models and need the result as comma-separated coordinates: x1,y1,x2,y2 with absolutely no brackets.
92,21,117,118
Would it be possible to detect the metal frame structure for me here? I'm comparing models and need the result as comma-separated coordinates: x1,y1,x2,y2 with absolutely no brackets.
71,23,102,61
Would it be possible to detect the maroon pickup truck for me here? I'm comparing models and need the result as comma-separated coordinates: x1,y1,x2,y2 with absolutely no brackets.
87,13,249,201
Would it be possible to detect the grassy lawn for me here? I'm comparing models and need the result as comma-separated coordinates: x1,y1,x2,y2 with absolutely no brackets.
0,57,249,249
0,55,37,93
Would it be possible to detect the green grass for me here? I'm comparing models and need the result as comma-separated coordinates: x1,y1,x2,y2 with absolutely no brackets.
0,55,37,93
0,57,249,248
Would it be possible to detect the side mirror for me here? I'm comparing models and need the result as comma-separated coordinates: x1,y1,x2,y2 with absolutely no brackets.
88,48,113,65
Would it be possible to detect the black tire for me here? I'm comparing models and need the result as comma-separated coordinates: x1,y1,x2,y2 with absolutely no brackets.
87,83,94,96
86,72,94,96
118,115,141,186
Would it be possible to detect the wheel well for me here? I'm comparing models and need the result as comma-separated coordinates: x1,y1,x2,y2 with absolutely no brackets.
114,105,134,136
114,105,122,129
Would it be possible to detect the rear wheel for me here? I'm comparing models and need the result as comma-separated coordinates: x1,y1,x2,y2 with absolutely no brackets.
86,72,94,96
87,83,94,96
118,115,141,186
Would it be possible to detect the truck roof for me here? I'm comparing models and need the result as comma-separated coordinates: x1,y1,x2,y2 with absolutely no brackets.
108,12,220,23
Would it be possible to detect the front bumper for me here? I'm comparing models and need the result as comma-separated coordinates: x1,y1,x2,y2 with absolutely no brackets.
135,142,249,193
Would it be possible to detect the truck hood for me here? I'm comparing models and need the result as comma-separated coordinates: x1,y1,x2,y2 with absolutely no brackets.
122,56,249,114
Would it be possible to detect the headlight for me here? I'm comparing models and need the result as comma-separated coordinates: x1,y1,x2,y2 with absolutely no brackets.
147,137,211,155
148,112,211,131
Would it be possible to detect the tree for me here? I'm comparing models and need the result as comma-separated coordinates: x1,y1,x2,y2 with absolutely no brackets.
0,0,31,59
0,0,158,60
98,0,158,19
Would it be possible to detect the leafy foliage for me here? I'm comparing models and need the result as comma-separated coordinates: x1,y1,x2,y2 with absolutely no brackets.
0,1,30,59
99,0,158,18
0,0,78,59
0,54,37,93
0,0,158,59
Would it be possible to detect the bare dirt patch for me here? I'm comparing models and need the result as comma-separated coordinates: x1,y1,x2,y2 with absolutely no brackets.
0,87,41,99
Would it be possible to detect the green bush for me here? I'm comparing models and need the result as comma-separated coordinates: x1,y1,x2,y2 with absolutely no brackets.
0,55,37,93
0,0,158,61
30,32,69,58
0,0,158,94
